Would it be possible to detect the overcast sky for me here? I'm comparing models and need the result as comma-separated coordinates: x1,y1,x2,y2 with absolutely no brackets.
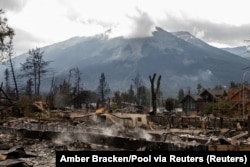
1,0,250,55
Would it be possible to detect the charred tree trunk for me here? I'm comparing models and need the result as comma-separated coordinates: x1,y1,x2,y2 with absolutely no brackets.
9,54,19,100
149,73,161,114
149,74,156,114
0,82,12,103
7,41,19,100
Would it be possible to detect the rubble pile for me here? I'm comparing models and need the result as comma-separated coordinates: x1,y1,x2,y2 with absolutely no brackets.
0,134,56,167
0,110,249,166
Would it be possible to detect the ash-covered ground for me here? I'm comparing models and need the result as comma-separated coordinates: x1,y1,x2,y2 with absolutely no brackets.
0,134,56,167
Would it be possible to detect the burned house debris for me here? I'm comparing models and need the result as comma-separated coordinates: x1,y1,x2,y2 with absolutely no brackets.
1,76,250,166
0,93,250,166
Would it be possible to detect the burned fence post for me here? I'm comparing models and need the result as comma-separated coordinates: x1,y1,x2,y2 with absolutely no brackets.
195,117,198,128
188,117,191,129
213,118,216,129
171,116,174,128
207,117,209,128
248,115,250,137
229,118,232,129
181,117,184,129
220,117,223,129
201,117,206,129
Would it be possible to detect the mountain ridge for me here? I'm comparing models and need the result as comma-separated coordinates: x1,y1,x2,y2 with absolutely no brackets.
1,27,249,97
221,46,250,59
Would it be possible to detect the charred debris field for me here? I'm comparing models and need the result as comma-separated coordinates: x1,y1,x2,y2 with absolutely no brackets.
0,101,250,166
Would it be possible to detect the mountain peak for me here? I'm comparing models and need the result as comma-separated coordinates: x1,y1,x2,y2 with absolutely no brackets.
172,31,211,49
155,26,166,32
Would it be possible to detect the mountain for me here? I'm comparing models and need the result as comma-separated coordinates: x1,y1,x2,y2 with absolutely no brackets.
221,46,250,59
1,27,249,97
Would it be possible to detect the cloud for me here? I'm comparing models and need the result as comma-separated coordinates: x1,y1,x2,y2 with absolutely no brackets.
0,0,27,13
5,0,250,56
107,8,156,39
58,0,156,39
13,27,49,55
197,23,250,47
66,2,250,47
157,14,250,47
192,27,205,39
125,8,156,38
